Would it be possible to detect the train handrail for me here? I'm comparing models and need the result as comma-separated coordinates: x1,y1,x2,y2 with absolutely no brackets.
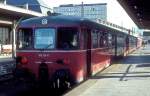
96,19,133,35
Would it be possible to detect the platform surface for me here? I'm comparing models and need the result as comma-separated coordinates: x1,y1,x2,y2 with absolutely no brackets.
64,45,150,96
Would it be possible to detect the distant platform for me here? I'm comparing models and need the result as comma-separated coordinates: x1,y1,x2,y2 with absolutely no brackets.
0,54,13,62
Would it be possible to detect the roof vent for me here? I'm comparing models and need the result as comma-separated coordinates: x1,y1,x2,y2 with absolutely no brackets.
47,11,61,16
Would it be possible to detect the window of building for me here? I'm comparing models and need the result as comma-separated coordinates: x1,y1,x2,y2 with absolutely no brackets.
0,0,6,4
0,27,10,44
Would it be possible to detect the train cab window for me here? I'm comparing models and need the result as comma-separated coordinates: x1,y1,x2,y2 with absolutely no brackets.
57,27,78,50
17,28,33,49
34,28,56,49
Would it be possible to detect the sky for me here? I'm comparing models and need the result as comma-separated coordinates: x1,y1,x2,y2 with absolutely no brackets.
42,0,139,34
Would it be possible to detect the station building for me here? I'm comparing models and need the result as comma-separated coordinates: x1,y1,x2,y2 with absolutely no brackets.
53,3,107,21
0,0,50,57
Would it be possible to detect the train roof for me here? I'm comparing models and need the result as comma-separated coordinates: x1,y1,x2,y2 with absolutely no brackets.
19,15,110,30
19,15,90,27
18,15,128,35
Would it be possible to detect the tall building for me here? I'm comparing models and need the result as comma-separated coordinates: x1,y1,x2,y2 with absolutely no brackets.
53,3,107,21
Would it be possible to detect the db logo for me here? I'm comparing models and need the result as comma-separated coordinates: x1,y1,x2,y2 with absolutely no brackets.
42,19,48,25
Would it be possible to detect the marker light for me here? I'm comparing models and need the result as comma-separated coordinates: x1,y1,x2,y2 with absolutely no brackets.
63,58,70,64
21,57,28,64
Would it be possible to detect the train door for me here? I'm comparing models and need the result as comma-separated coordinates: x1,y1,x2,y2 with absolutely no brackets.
126,35,129,51
114,32,117,57
82,28,92,77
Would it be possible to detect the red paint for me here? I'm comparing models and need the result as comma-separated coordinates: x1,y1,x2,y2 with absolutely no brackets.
17,51,87,81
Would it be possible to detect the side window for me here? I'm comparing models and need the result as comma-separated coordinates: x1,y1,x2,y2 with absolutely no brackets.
57,27,79,50
99,31,104,47
117,34,125,47
92,30,99,48
104,32,108,47
82,28,88,49
81,28,91,49
111,34,116,47
108,33,112,47
99,30,108,48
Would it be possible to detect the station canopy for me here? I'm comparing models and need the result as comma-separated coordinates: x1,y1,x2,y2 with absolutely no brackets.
6,0,49,13
117,0,150,29
0,3,44,26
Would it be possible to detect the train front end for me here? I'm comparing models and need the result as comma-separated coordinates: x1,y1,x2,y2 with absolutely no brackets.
15,21,87,88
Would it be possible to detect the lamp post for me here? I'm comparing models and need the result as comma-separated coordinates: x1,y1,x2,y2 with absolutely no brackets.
12,17,23,58
81,2,84,18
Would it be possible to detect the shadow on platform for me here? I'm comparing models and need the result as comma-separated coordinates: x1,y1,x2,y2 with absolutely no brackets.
121,55,150,65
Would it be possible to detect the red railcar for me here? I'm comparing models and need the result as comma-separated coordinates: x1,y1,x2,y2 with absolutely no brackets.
15,15,138,88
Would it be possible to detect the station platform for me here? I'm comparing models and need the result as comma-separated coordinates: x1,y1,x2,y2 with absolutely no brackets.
0,54,15,80
64,45,150,96
0,54,13,62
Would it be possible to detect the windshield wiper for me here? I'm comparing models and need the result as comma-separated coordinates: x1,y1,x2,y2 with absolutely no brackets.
40,44,53,52
45,44,53,49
